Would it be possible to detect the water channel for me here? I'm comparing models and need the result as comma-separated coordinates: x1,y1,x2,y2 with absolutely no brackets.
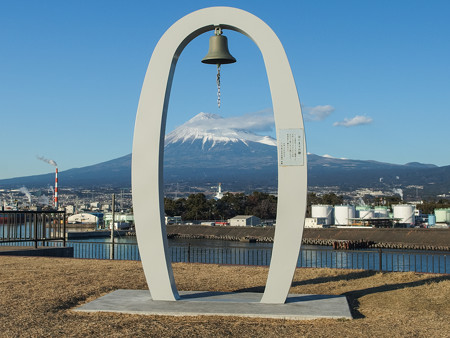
66,236,448,274
1,223,448,273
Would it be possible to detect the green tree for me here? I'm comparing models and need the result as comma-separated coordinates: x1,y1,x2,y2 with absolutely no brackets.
216,192,247,219
321,193,344,205
419,199,450,214
164,197,185,217
183,193,211,220
245,191,277,219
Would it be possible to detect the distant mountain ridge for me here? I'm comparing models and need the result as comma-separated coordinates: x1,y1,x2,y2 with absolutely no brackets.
0,113,448,198
404,162,437,169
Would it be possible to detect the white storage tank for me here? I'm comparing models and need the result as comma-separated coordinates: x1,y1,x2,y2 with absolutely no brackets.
334,205,355,225
356,205,370,218
311,205,333,226
393,204,415,226
435,209,447,223
359,209,374,219
374,206,389,218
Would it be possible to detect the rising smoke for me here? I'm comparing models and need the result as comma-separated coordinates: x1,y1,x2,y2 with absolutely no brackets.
359,197,366,206
393,188,404,201
37,195,49,206
19,186,31,204
37,156,57,167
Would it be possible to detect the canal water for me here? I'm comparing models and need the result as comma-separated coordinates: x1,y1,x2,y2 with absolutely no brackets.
1,224,447,273
64,236,448,274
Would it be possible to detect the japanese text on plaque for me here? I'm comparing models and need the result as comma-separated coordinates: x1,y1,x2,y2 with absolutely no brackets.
278,129,304,166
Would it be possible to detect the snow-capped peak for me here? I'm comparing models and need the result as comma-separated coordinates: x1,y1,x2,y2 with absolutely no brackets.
187,112,222,122
165,112,277,148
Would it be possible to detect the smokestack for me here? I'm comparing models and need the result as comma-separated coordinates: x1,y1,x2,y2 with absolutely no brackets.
54,167,58,209
36,156,59,208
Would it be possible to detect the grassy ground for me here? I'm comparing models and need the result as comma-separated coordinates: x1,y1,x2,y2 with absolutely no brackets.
0,256,448,337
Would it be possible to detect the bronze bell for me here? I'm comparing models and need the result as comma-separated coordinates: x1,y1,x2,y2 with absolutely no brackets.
201,33,236,65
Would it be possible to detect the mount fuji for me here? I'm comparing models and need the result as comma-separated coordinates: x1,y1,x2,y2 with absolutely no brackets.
165,112,277,148
163,113,277,184
0,112,449,198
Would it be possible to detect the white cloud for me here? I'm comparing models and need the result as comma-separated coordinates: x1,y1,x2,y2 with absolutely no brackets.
333,115,373,127
303,105,334,121
224,109,275,132
189,109,275,132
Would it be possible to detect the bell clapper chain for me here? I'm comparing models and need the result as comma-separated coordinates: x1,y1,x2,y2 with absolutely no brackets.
201,25,236,109
215,27,222,109
216,64,221,108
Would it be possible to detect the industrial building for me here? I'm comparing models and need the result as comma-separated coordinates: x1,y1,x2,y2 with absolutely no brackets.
228,215,261,227
304,217,328,228
104,212,134,229
65,205,75,215
68,213,99,224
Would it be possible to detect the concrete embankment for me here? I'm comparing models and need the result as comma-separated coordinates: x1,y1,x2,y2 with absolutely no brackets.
67,230,128,240
166,225,450,251
0,246,74,258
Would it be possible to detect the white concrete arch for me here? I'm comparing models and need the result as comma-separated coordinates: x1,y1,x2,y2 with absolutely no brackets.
132,6,307,304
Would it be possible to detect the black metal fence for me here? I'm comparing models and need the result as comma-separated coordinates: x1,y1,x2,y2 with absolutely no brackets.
170,244,448,274
2,240,443,274
66,241,141,261
1,239,447,274
0,211,66,248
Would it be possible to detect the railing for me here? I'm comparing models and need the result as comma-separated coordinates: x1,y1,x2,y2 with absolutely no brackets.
66,241,141,261
2,240,443,274
1,239,447,274
298,247,448,274
0,211,66,248
171,244,448,274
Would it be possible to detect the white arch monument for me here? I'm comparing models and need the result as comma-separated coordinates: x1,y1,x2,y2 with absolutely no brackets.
132,6,307,304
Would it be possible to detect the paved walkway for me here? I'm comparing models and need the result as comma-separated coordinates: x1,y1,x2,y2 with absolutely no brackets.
75,289,352,320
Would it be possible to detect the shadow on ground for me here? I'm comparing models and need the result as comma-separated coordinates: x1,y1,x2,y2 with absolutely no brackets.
343,275,449,318
233,270,378,294
233,270,449,319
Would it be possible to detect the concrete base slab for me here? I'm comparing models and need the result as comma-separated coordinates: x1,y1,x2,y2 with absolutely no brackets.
75,290,352,320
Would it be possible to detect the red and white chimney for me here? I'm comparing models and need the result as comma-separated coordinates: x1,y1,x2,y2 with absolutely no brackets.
54,167,58,209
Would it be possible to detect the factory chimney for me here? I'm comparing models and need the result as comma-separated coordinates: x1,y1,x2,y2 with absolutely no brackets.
54,167,58,209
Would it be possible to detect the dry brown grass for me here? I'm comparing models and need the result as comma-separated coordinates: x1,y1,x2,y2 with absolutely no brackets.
0,256,448,337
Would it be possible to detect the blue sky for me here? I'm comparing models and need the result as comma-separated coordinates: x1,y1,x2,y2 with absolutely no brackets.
0,0,449,179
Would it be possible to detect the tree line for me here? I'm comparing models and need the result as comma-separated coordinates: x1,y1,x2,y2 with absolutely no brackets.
419,199,450,214
165,191,449,221
164,191,277,221
164,191,345,221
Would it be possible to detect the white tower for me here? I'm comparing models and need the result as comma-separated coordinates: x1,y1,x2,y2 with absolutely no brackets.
215,183,224,200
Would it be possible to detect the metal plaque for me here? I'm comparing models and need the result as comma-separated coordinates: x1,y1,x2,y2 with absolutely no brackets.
278,128,304,166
